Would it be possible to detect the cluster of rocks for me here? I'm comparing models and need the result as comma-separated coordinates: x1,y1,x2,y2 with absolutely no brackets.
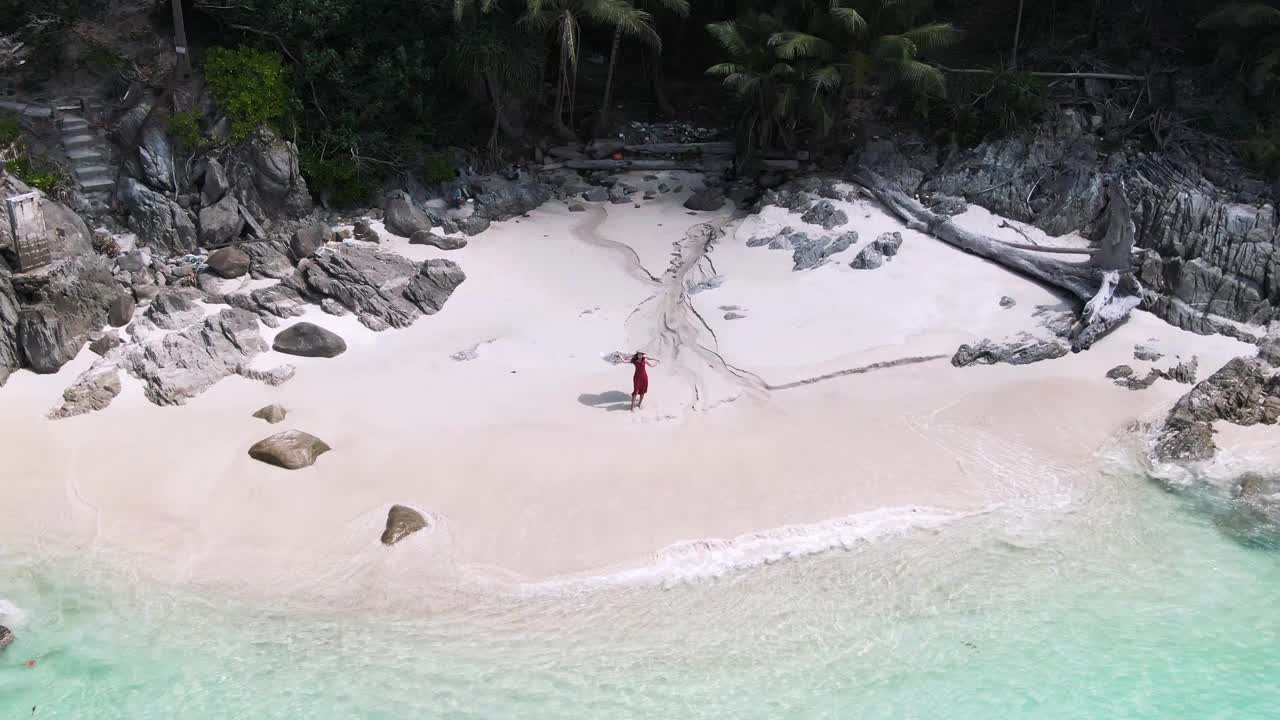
951,305,1076,367
855,109,1280,339
1107,356,1198,391
849,232,904,270
1155,353,1280,461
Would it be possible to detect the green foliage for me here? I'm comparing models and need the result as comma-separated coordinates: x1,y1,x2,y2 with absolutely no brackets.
1199,2,1280,106
0,113,19,148
204,46,291,141
934,71,1047,143
167,111,204,149
706,0,959,156
87,43,124,68
5,155,67,193
420,154,455,184
300,149,373,208
1245,125,1280,179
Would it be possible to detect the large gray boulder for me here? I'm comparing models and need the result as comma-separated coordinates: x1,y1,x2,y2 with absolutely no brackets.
206,246,251,279
381,504,427,545
108,294,136,327
122,179,198,253
243,241,294,279
684,187,726,212
13,255,118,373
383,193,434,238
291,222,335,260
248,430,331,470
226,129,312,223
198,194,246,247
287,243,466,330
0,261,19,381
0,625,11,652
201,158,230,206
117,308,268,405
272,321,347,358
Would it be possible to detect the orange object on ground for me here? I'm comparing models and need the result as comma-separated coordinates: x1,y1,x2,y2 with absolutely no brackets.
24,660,36,667
611,151,623,161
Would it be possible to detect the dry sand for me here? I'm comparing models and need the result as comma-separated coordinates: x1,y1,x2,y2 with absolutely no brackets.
0,174,1261,602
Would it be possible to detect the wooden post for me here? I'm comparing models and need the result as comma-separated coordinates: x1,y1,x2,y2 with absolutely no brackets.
6,192,52,271
172,0,190,79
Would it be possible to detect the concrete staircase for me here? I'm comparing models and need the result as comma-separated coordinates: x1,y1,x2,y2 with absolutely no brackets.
54,98,114,198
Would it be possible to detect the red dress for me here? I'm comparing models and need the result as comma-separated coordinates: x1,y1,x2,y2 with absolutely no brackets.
632,357,649,395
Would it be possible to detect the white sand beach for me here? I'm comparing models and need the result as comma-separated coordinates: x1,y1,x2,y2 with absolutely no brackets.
0,175,1257,602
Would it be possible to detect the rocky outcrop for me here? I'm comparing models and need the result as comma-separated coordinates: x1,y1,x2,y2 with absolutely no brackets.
0,259,20,381
242,241,294,280
287,243,465,330
107,294,136,327
0,625,12,652
122,179,198,253
248,430,331,470
144,290,204,330
952,333,1069,367
226,129,312,223
800,200,848,230
13,255,118,373
118,308,268,405
792,231,857,271
471,174,552,220
381,504,427,545
201,158,230,206
1156,356,1280,461
49,365,121,419
227,284,308,321
139,121,176,191
272,321,347,358
855,114,1280,336
353,220,380,243
253,403,288,424
383,193,435,238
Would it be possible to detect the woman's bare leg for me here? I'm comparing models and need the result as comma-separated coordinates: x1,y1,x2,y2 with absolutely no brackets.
637,393,645,409
631,393,639,411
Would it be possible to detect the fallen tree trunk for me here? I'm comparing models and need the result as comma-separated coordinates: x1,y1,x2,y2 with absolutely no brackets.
938,66,1149,82
852,170,1141,350
565,158,800,172
622,142,736,156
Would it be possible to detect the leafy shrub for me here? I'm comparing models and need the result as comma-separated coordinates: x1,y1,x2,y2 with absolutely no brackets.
420,154,454,184
301,149,373,208
5,155,67,192
1245,126,1280,180
934,71,1047,144
167,110,204,149
204,46,291,141
0,113,19,147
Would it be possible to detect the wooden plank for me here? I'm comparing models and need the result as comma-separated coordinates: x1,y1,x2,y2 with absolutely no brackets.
6,191,51,271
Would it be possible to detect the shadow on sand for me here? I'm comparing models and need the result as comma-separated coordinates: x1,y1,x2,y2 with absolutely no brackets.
578,391,633,412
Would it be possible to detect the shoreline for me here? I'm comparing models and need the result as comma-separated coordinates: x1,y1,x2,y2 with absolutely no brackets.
0,181,1261,604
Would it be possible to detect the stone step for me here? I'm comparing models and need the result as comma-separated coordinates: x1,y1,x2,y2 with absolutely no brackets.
75,164,110,178
78,175,115,191
60,119,89,132
68,148,103,162
63,134,95,148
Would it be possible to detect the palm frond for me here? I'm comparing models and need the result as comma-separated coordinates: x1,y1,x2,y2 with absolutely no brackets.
770,31,835,61
902,22,961,53
706,21,750,58
706,62,744,77
830,7,867,35
881,57,947,97
808,64,843,95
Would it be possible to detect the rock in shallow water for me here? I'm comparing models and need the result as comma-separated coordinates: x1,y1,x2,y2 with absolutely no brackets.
0,625,12,651
272,322,347,358
248,430,331,469
381,504,428,545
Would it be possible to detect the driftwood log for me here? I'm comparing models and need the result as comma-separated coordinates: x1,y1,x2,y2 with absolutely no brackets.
852,170,1141,350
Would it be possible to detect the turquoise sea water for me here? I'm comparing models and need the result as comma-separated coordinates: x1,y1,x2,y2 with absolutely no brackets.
3,445,1279,719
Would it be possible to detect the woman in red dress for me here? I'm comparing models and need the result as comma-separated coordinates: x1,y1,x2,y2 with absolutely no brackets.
628,351,660,411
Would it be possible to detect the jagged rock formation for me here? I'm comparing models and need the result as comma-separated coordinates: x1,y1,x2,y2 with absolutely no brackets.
12,254,118,373
118,307,269,406
1156,356,1280,461
952,333,1069,367
49,364,121,419
286,243,466,331
855,111,1279,338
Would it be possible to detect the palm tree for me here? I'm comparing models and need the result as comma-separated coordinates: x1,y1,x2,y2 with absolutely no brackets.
445,2,541,159
706,13,804,159
594,0,688,136
523,0,655,136
707,0,959,157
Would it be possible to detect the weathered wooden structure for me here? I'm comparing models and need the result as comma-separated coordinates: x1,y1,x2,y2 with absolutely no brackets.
5,191,51,270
